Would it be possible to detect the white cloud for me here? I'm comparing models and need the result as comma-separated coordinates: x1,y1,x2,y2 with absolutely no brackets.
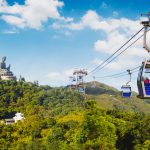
92,58,103,65
51,22,62,29
63,68,74,76
94,30,144,56
101,2,108,9
1,15,26,28
64,30,72,36
112,11,119,17
53,10,140,34
3,29,18,34
46,72,60,78
45,68,74,86
67,10,103,31
0,0,70,30
51,10,104,31
50,10,147,74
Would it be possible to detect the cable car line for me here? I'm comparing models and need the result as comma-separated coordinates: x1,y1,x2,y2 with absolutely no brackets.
91,33,144,74
95,71,127,78
94,66,140,79
91,30,149,75
113,69,139,79
87,27,144,75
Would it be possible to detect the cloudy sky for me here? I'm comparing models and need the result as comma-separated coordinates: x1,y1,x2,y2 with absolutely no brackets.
0,0,150,91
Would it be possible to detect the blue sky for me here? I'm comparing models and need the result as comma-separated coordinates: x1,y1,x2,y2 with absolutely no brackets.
0,0,150,91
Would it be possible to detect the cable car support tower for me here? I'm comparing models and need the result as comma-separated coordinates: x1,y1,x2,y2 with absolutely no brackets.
70,69,87,94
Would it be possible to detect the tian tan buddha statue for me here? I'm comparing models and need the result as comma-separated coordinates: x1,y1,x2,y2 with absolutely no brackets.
0,56,7,69
0,56,16,80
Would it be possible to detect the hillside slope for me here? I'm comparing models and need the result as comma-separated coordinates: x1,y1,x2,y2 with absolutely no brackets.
85,81,150,115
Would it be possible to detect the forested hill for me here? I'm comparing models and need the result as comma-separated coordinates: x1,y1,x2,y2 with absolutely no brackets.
0,80,150,149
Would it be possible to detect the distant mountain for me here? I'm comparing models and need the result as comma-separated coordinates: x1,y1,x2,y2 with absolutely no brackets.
85,81,150,115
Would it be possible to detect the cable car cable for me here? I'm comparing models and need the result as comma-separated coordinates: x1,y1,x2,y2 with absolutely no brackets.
113,69,139,79
95,71,127,78
95,66,140,79
92,30,149,74
88,27,144,75
92,34,144,74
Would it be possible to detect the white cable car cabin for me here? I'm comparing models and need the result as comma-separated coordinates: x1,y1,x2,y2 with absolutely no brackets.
121,69,132,98
137,59,150,98
79,87,85,93
121,85,132,98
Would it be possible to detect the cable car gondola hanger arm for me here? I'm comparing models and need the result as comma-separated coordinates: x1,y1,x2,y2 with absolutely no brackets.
126,69,132,85
143,26,150,52
141,12,150,53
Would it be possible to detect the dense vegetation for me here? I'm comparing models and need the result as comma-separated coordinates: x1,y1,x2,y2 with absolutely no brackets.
0,80,150,150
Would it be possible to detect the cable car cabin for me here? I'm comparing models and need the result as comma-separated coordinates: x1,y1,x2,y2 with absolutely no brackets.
137,59,150,98
79,87,85,93
121,85,132,98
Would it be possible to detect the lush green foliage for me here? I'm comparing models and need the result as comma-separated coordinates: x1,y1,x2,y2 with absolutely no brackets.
0,81,150,150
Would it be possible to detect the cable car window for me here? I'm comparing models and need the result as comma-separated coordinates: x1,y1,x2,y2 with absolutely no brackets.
143,69,150,79
121,87,131,92
145,63,150,73
145,69,150,73
145,63,150,68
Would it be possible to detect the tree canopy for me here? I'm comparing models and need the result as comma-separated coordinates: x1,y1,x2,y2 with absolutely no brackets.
0,80,150,150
